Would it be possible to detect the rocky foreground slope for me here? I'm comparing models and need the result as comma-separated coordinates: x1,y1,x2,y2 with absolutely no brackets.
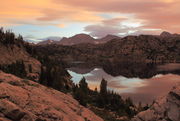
0,71,103,121
132,83,180,121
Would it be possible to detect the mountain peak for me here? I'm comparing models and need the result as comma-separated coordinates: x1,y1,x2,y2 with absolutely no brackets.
74,33,91,36
72,33,93,39
58,33,95,45
99,34,120,42
160,31,172,37
37,40,56,45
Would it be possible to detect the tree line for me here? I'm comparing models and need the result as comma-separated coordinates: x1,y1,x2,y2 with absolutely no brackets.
0,60,27,78
0,27,24,46
38,55,72,93
72,77,149,120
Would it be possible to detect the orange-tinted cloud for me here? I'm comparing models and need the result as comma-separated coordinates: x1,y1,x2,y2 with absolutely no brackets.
0,0,179,35
0,0,102,27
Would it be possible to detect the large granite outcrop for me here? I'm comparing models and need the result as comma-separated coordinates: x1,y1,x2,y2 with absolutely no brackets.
0,71,103,121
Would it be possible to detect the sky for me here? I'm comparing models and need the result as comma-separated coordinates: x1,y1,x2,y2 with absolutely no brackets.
0,0,180,41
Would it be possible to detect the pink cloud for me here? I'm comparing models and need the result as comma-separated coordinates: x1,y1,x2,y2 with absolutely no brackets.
1,0,180,34
54,0,169,13
84,17,128,37
54,0,180,33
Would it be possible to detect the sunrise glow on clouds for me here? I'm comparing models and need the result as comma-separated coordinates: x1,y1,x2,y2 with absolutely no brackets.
0,0,179,41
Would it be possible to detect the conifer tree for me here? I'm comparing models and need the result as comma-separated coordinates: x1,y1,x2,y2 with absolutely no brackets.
100,78,107,96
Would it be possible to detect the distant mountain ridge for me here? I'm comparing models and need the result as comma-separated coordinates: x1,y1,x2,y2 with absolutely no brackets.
37,34,121,45
37,31,180,46
35,32,180,64
59,34,95,45
37,40,58,45
160,31,180,37
97,34,120,42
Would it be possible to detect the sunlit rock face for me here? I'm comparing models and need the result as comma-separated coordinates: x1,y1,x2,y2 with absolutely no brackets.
0,71,103,121
131,83,180,121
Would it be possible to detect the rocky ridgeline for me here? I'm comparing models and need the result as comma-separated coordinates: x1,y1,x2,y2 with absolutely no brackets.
0,71,103,121
35,32,180,65
37,34,120,45
132,83,180,121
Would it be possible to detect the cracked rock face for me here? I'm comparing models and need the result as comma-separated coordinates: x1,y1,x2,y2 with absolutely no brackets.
132,83,180,121
0,71,103,121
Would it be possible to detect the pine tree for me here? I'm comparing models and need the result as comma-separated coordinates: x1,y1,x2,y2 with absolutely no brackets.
79,77,88,94
73,77,89,106
97,78,108,107
100,78,107,96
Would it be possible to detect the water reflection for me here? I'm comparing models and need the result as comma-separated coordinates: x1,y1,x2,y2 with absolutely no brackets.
102,62,180,78
68,68,153,93
68,62,180,78
122,74,180,104
67,63,180,104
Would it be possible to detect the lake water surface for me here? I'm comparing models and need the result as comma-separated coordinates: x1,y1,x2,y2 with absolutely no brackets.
67,63,180,104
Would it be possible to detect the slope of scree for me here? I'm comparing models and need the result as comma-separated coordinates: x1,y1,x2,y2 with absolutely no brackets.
0,71,103,121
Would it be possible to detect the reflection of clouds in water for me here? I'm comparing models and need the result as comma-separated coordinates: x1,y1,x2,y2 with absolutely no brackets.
67,70,83,83
109,76,147,93
67,70,93,83
119,77,146,88
68,68,148,93
86,68,112,82
157,63,180,71
152,74,163,78
68,68,113,90
68,67,180,104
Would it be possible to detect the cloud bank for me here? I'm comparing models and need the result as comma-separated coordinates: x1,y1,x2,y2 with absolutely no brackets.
0,0,179,38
